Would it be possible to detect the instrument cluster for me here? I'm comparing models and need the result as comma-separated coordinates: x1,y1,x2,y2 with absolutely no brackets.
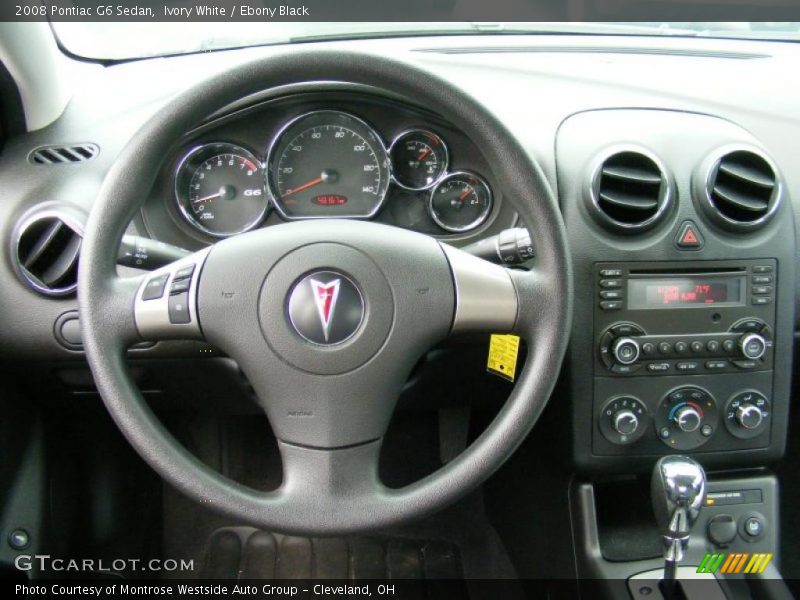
171,108,494,239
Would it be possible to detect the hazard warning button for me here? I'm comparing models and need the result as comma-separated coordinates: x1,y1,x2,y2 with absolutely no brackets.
675,220,704,250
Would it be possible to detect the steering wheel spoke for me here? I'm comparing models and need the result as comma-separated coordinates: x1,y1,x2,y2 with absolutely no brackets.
133,247,211,342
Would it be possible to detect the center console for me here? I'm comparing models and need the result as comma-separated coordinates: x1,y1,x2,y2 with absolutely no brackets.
593,259,776,457
556,108,796,595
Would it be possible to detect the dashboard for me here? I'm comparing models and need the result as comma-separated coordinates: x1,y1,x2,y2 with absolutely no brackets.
142,90,516,251
0,33,799,478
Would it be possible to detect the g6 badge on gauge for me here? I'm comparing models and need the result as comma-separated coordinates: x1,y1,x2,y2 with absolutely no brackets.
267,111,391,219
174,143,268,237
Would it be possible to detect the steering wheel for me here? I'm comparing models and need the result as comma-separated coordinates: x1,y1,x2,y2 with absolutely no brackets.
78,50,572,535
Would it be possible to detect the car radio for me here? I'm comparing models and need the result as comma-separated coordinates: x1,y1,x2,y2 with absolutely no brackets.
595,260,775,377
592,259,777,454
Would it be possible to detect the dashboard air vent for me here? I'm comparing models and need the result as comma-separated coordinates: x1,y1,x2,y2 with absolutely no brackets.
591,150,669,231
29,143,99,165
14,211,83,296
705,150,779,228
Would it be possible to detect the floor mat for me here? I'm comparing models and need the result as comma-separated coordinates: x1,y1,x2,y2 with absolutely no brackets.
199,528,465,580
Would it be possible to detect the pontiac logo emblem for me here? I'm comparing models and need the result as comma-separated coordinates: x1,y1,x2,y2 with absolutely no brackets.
310,278,341,342
287,271,364,345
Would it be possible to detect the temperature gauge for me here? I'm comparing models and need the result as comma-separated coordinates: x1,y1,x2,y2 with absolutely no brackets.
390,130,448,190
428,171,493,233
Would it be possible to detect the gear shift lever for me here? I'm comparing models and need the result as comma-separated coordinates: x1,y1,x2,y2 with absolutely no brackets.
651,455,706,597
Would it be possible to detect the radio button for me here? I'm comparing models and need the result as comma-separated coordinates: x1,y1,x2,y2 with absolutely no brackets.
599,269,622,277
752,275,773,284
732,319,765,332
752,265,774,273
690,340,704,353
676,361,699,371
706,340,720,353
752,297,772,305
611,363,642,374
674,341,688,354
739,333,767,360
732,360,759,370
705,360,728,370
647,362,671,373
610,323,645,336
752,285,773,295
613,337,640,365
722,339,736,353
658,342,672,354
600,300,622,310
600,290,622,300
600,279,622,289
642,342,656,356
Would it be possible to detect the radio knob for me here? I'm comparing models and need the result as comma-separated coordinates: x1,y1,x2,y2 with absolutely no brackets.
613,410,640,436
674,405,702,433
735,404,764,430
612,337,640,365
739,333,767,360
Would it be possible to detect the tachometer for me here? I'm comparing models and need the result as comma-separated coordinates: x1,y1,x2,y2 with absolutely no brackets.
267,111,391,219
174,143,267,237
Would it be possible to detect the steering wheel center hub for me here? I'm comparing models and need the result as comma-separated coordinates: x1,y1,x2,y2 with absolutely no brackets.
287,270,364,345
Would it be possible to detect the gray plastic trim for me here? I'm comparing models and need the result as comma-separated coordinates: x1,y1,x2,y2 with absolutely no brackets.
441,243,517,333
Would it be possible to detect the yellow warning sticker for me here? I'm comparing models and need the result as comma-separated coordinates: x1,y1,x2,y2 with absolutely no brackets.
487,334,520,382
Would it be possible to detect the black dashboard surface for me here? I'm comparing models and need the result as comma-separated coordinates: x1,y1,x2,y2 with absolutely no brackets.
0,33,798,474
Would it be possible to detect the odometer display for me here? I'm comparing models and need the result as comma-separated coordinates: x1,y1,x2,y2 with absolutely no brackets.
267,111,391,219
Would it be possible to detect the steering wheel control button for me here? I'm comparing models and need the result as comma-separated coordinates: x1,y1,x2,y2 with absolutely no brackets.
656,386,719,450
725,391,770,439
170,278,191,295
707,515,738,547
174,264,195,280
287,271,364,345
599,396,648,445
168,292,191,324
142,274,169,300
674,220,704,250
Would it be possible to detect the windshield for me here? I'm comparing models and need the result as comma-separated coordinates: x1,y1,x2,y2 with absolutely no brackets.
53,22,800,61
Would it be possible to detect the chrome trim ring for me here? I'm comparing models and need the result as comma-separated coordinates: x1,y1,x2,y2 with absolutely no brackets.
265,110,392,221
697,144,783,231
427,171,493,233
173,142,268,238
586,145,673,233
388,129,449,191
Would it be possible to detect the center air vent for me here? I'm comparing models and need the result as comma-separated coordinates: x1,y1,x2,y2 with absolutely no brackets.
29,143,99,165
13,206,85,297
590,150,670,232
703,149,779,229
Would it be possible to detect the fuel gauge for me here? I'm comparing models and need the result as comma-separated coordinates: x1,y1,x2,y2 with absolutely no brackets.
390,130,448,190
428,171,493,233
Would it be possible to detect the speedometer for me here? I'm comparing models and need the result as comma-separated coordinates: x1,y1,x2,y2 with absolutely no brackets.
267,111,391,219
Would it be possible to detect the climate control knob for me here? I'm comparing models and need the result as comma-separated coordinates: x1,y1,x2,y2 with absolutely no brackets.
613,410,639,436
735,404,764,430
674,405,702,433
612,337,640,365
739,333,767,360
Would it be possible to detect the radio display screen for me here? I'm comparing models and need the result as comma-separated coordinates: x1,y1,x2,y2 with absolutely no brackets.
628,275,745,309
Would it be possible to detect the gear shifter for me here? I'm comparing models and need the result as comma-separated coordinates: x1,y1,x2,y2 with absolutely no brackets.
651,455,706,598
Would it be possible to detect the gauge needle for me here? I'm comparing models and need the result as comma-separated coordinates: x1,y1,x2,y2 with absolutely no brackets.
417,148,432,161
459,189,472,201
192,192,221,205
283,176,323,198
